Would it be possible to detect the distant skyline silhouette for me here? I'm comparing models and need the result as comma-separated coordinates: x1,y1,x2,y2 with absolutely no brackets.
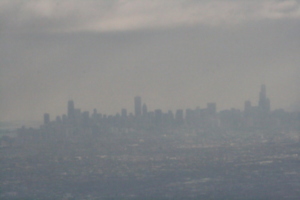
1,1,300,122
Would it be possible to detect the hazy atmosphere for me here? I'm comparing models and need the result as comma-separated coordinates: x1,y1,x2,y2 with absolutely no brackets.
1,0,300,122
2,1,300,199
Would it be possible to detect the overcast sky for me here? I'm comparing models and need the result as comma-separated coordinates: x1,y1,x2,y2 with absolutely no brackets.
1,0,300,122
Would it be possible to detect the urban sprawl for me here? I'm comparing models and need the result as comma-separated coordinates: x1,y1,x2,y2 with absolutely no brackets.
1,85,300,200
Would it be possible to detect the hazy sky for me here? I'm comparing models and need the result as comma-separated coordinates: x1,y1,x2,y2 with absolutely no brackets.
1,0,300,122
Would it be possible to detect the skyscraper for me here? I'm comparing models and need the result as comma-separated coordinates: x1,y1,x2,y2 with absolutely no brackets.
259,85,266,106
134,96,142,117
175,109,184,125
258,84,270,113
121,108,127,118
154,109,163,126
142,104,148,117
44,113,50,125
68,100,75,120
244,101,251,112
244,100,252,117
207,103,217,115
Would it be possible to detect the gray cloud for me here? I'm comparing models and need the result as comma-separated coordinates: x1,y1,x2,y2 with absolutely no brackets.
1,0,300,33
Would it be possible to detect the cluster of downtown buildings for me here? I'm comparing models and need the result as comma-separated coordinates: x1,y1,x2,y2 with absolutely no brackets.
3,86,300,200
18,85,300,139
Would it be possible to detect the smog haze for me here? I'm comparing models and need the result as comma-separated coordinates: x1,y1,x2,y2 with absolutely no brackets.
1,0,300,122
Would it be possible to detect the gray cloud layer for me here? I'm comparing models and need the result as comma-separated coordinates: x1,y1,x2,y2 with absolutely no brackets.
1,0,300,122
1,0,300,32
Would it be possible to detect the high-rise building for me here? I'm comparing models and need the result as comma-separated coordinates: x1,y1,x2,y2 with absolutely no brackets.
121,109,127,118
82,111,90,127
134,96,142,117
68,100,75,119
44,113,50,125
154,109,163,126
244,101,251,111
62,114,67,124
142,104,148,117
244,100,252,117
259,85,266,107
258,84,270,113
175,109,184,125
207,103,217,115
92,109,98,120
185,109,194,124
56,116,62,123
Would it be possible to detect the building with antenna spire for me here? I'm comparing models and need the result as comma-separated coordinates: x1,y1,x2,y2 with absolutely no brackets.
258,84,270,114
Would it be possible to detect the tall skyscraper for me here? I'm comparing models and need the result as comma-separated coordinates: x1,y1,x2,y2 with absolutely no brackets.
44,113,50,125
134,96,142,117
68,100,75,120
259,85,266,107
258,84,270,113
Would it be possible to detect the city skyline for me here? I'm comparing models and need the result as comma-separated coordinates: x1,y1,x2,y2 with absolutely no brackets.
1,0,300,122
1,81,298,125
1,2,300,199
42,84,275,125
14,83,296,141
2,83,297,124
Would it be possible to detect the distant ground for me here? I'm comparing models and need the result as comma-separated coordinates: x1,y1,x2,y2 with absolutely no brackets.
1,132,300,200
